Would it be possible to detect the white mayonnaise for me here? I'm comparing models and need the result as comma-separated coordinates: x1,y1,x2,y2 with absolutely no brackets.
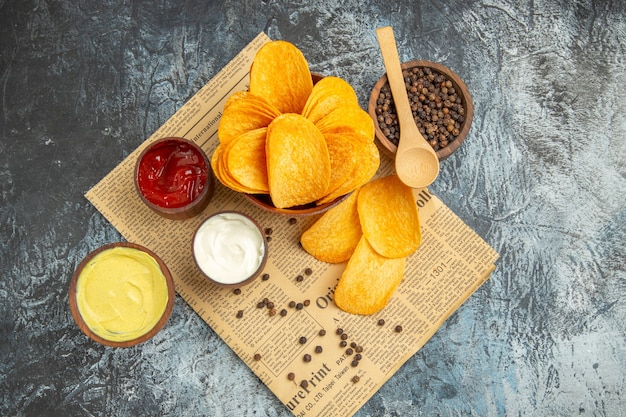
193,212,265,284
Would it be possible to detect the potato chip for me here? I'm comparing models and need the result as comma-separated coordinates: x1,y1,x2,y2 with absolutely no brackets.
301,191,361,263
315,106,375,142
266,113,330,208
211,130,268,195
357,174,421,258
317,132,379,205
249,40,313,114
218,92,280,145
302,76,359,124
225,128,269,193
211,143,260,194
320,133,358,200
333,236,406,315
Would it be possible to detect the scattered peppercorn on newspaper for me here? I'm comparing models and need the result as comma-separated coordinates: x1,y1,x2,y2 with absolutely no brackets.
86,32,499,417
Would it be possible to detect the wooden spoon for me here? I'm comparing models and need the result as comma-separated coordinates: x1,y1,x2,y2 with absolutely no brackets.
376,26,439,188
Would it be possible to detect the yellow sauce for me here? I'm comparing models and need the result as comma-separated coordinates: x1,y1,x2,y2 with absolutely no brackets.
75,246,169,342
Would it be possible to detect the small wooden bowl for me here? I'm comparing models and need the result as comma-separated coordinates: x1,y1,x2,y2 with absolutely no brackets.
243,72,348,217
135,137,215,220
368,60,474,161
69,242,175,348
192,211,268,287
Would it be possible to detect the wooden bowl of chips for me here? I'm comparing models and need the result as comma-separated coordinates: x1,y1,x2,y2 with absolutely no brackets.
368,60,473,161
241,72,350,217
212,41,380,217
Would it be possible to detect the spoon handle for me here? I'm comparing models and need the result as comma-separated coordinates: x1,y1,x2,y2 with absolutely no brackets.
375,26,414,133
376,26,440,189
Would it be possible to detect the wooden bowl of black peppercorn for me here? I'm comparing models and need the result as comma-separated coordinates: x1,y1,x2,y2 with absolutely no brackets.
368,60,473,161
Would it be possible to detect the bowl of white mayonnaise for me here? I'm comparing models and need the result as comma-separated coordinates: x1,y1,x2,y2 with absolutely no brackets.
192,211,268,286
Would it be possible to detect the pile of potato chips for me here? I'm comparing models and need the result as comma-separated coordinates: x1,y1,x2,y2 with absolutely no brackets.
211,40,380,209
301,175,421,315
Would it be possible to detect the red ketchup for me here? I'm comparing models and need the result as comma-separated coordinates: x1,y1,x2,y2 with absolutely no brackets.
137,139,209,208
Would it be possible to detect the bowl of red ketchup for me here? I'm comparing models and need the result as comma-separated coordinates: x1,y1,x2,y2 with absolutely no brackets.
135,137,215,220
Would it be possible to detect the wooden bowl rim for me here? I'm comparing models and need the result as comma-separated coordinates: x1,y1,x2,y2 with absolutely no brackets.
134,137,215,220
192,210,269,287
368,60,474,161
69,242,176,348
243,192,348,217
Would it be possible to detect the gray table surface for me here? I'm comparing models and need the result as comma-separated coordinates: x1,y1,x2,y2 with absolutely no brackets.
1,1,625,416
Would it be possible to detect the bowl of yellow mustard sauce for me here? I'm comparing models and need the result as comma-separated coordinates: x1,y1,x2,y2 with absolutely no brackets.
69,242,175,347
